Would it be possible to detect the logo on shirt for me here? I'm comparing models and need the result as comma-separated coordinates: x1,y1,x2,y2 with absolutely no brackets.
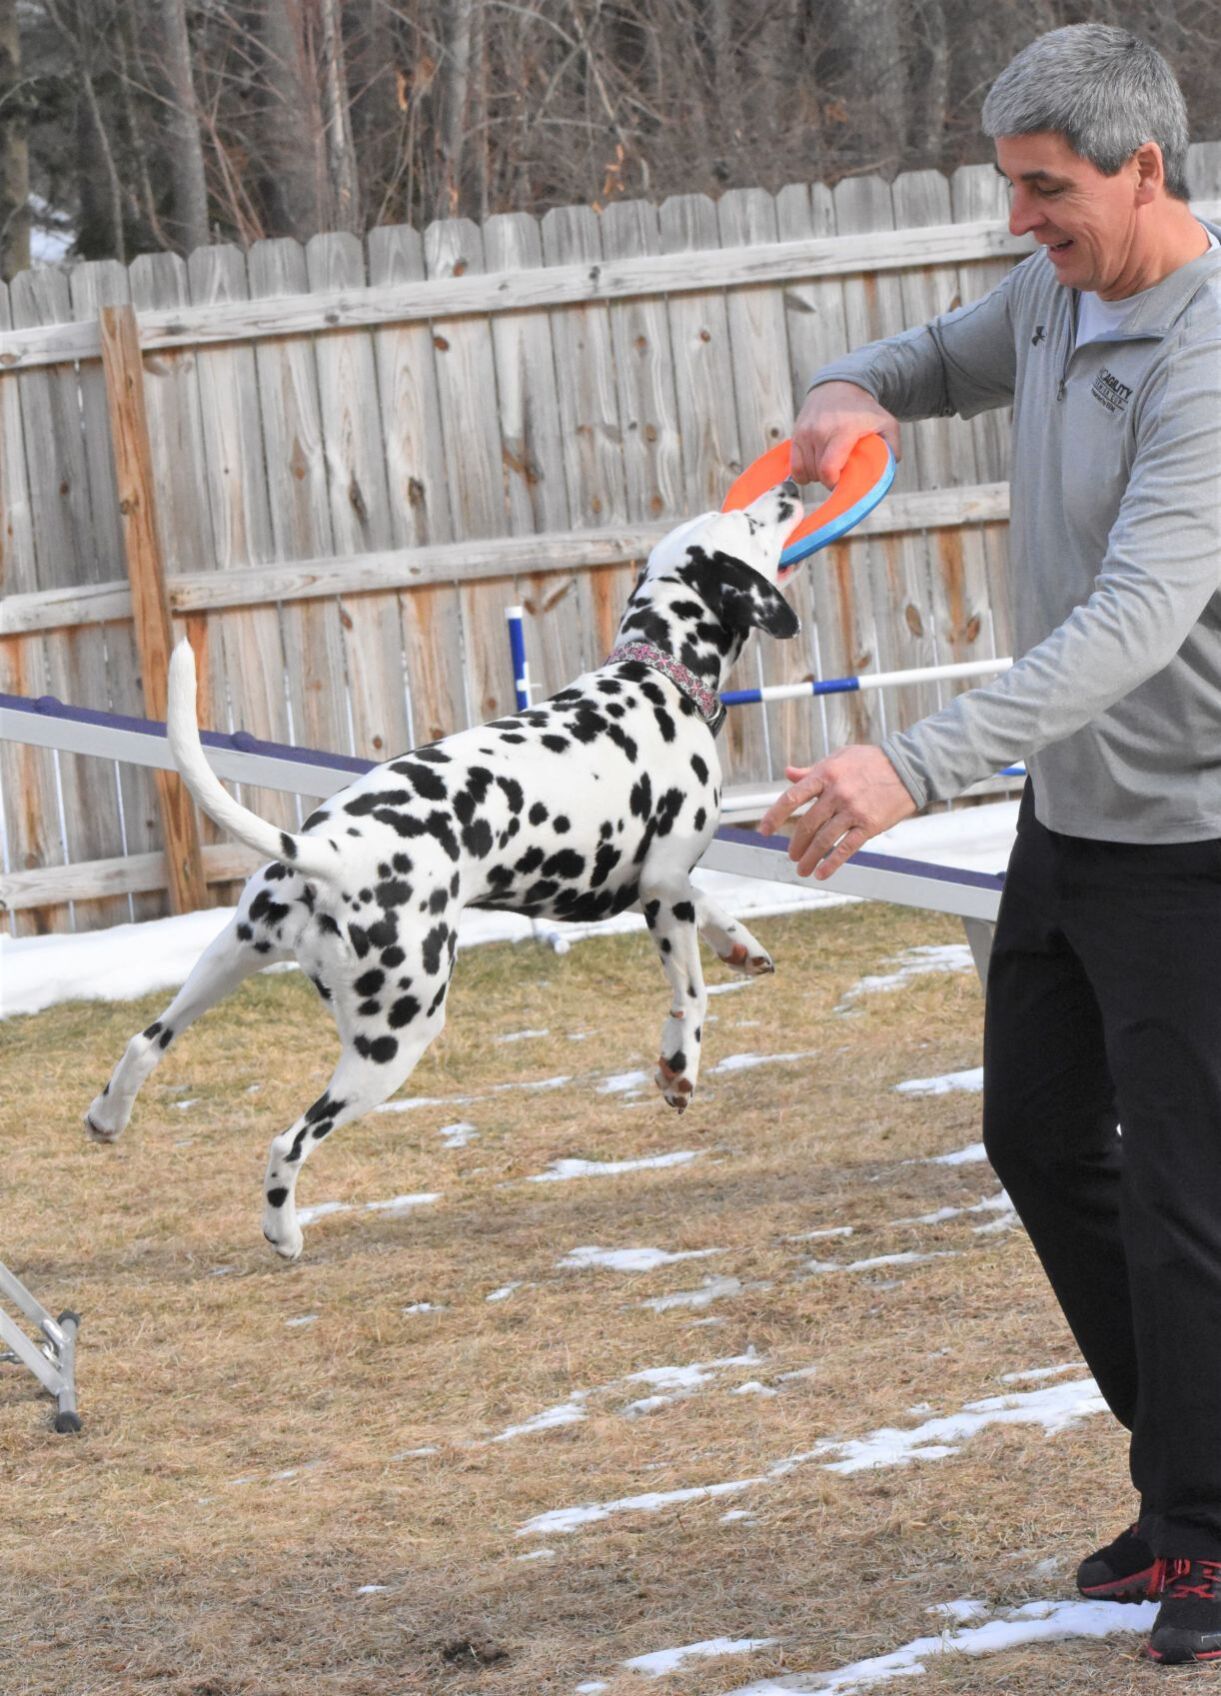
1090,367,1134,415
1031,325,1047,346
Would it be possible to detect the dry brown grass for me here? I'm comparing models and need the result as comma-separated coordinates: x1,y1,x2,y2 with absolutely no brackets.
2,901,1213,1695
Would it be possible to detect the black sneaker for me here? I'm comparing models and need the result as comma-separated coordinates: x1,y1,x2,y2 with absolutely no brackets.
1145,1559,1221,1664
1076,1522,1161,1602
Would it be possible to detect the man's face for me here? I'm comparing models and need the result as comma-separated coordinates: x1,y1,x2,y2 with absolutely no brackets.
995,131,1148,298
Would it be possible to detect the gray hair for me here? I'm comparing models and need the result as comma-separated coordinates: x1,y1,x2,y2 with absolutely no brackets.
982,24,1191,201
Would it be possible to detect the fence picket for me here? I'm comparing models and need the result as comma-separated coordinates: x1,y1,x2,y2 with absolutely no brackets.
186,243,297,838
484,209,585,693
10,264,128,929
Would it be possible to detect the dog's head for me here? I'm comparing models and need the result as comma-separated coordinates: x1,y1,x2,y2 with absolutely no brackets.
618,481,804,682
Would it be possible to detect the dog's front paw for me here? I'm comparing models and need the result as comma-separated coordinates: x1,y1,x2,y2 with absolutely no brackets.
262,1203,304,1262
263,1225,304,1262
655,1055,695,1113
724,941,775,977
84,1097,123,1143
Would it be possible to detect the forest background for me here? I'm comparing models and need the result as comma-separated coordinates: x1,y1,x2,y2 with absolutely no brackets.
3,0,1221,282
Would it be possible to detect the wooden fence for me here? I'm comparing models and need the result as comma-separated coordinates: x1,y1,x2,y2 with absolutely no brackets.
2,145,1219,935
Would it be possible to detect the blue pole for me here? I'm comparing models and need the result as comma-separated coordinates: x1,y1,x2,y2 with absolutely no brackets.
506,606,530,710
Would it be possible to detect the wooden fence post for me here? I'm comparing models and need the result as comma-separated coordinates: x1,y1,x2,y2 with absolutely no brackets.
99,303,207,915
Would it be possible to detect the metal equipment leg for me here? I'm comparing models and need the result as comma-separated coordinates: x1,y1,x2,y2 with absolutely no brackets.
962,917,995,989
0,1261,82,1433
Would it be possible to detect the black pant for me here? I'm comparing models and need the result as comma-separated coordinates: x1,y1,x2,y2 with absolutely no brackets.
983,786,1221,1558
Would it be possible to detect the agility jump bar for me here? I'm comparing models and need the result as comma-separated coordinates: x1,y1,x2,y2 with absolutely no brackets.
0,691,369,801
720,655,1012,706
2,692,1007,926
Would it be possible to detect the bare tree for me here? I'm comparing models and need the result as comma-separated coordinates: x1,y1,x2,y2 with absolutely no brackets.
0,0,30,277
157,0,210,250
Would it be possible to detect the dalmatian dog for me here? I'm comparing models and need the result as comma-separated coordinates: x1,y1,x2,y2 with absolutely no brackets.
85,481,804,1259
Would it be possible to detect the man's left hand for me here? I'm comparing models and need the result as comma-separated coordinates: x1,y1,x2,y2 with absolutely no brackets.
758,746,918,880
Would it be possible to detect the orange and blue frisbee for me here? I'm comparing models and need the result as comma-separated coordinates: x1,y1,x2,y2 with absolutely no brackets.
722,433,895,575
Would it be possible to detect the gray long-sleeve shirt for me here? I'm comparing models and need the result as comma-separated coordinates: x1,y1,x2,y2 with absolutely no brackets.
811,233,1221,842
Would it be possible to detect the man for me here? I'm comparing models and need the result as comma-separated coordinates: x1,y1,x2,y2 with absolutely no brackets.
760,24,1221,1667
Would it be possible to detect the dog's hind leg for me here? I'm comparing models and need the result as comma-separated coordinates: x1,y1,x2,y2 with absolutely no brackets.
85,917,283,1144
640,875,707,1113
694,892,775,978
261,998,451,1261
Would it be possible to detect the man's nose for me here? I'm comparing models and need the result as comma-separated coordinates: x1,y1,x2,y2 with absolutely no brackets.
1008,191,1043,238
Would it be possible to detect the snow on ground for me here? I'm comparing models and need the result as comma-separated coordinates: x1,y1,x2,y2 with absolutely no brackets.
840,943,975,1003
0,804,1016,1020
896,1066,984,1096
558,1245,723,1272
516,1377,1105,1537
723,1597,1158,1695
527,1151,706,1183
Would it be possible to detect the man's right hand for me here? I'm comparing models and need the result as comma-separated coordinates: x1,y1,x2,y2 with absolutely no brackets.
792,381,902,488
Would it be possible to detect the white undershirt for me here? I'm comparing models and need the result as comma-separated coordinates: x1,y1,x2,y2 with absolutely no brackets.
1076,223,1220,346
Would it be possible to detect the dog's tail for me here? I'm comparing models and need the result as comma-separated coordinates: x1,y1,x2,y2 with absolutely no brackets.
167,640,340,884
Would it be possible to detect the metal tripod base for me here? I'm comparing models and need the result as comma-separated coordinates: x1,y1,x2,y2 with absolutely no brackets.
0,1262,82,1433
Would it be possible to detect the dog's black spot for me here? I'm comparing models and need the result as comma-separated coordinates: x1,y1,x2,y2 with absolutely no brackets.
544,848,584,880
640,679,666,707
266,1186,288,1209
265,861,291,882
450,872,460,896
427,982,448,1017
381,946,406,968
355,969,385,996
667,1048,686,1071
606,722,637,762
421,924,449,976
656,787,685,837
375,878,412,909
660,937,672,954
389,761,448,801
359,888,373,904
237,923,253,942
462,818,493,859
528,802,548,826
497,776,524,815
316,913,340,936
345,788,413,818
540,734,568,754
349,925,371,958
388,994,421,1029
643,900,660,929
143,1020,161,1040
357,998,381,1017
367,917,399,951
486,864,513,889
254,941,272,954
672,900,695,923
694,808,707,833
249,888,289,926
412,746,451,764
591,842,621,886
525,879,560,904
279,832,298,862
653,707,676,743
597,677,622,695
302,808,329,831
515,845,545,875
630,771,652,819
310,976,332,1001
691,753,709,784
428,887,448,914
499,733,527,745
356,1034,399,1064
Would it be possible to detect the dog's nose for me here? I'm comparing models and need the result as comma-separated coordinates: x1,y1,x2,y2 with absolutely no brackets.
780,478,800,497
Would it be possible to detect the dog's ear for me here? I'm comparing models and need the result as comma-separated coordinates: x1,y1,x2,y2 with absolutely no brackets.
683,549,800,640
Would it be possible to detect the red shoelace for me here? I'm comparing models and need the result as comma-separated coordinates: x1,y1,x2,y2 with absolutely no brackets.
1151,1558,1221,1602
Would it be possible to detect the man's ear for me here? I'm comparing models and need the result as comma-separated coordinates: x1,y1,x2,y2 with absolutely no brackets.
684,550,800,640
